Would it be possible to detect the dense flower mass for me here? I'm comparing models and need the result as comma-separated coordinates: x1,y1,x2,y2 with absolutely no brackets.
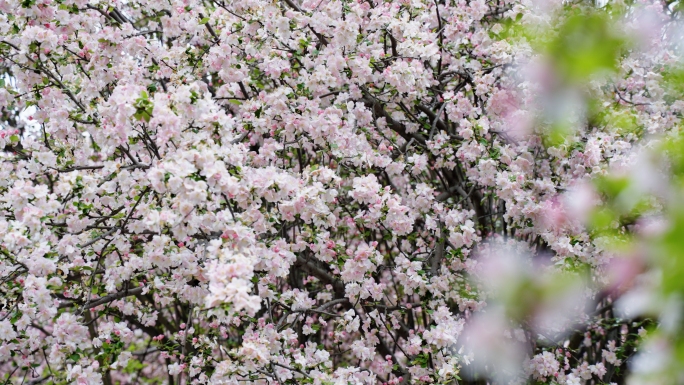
0,0,683,384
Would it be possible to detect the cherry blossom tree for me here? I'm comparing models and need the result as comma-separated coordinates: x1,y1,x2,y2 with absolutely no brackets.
0,0,682,384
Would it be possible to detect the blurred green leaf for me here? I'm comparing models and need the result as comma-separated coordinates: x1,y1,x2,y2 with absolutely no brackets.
595,175,630,200
549,11,628,82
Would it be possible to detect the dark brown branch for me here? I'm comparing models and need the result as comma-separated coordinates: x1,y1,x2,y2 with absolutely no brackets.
59,286,145,309
361,97,427,146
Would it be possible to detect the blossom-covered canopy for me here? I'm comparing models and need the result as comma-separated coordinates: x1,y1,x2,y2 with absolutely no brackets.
0,0,683,384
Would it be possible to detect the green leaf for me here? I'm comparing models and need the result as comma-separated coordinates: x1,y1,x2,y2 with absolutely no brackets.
595,175,630,200
124,359,145,373
548,11,628,82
